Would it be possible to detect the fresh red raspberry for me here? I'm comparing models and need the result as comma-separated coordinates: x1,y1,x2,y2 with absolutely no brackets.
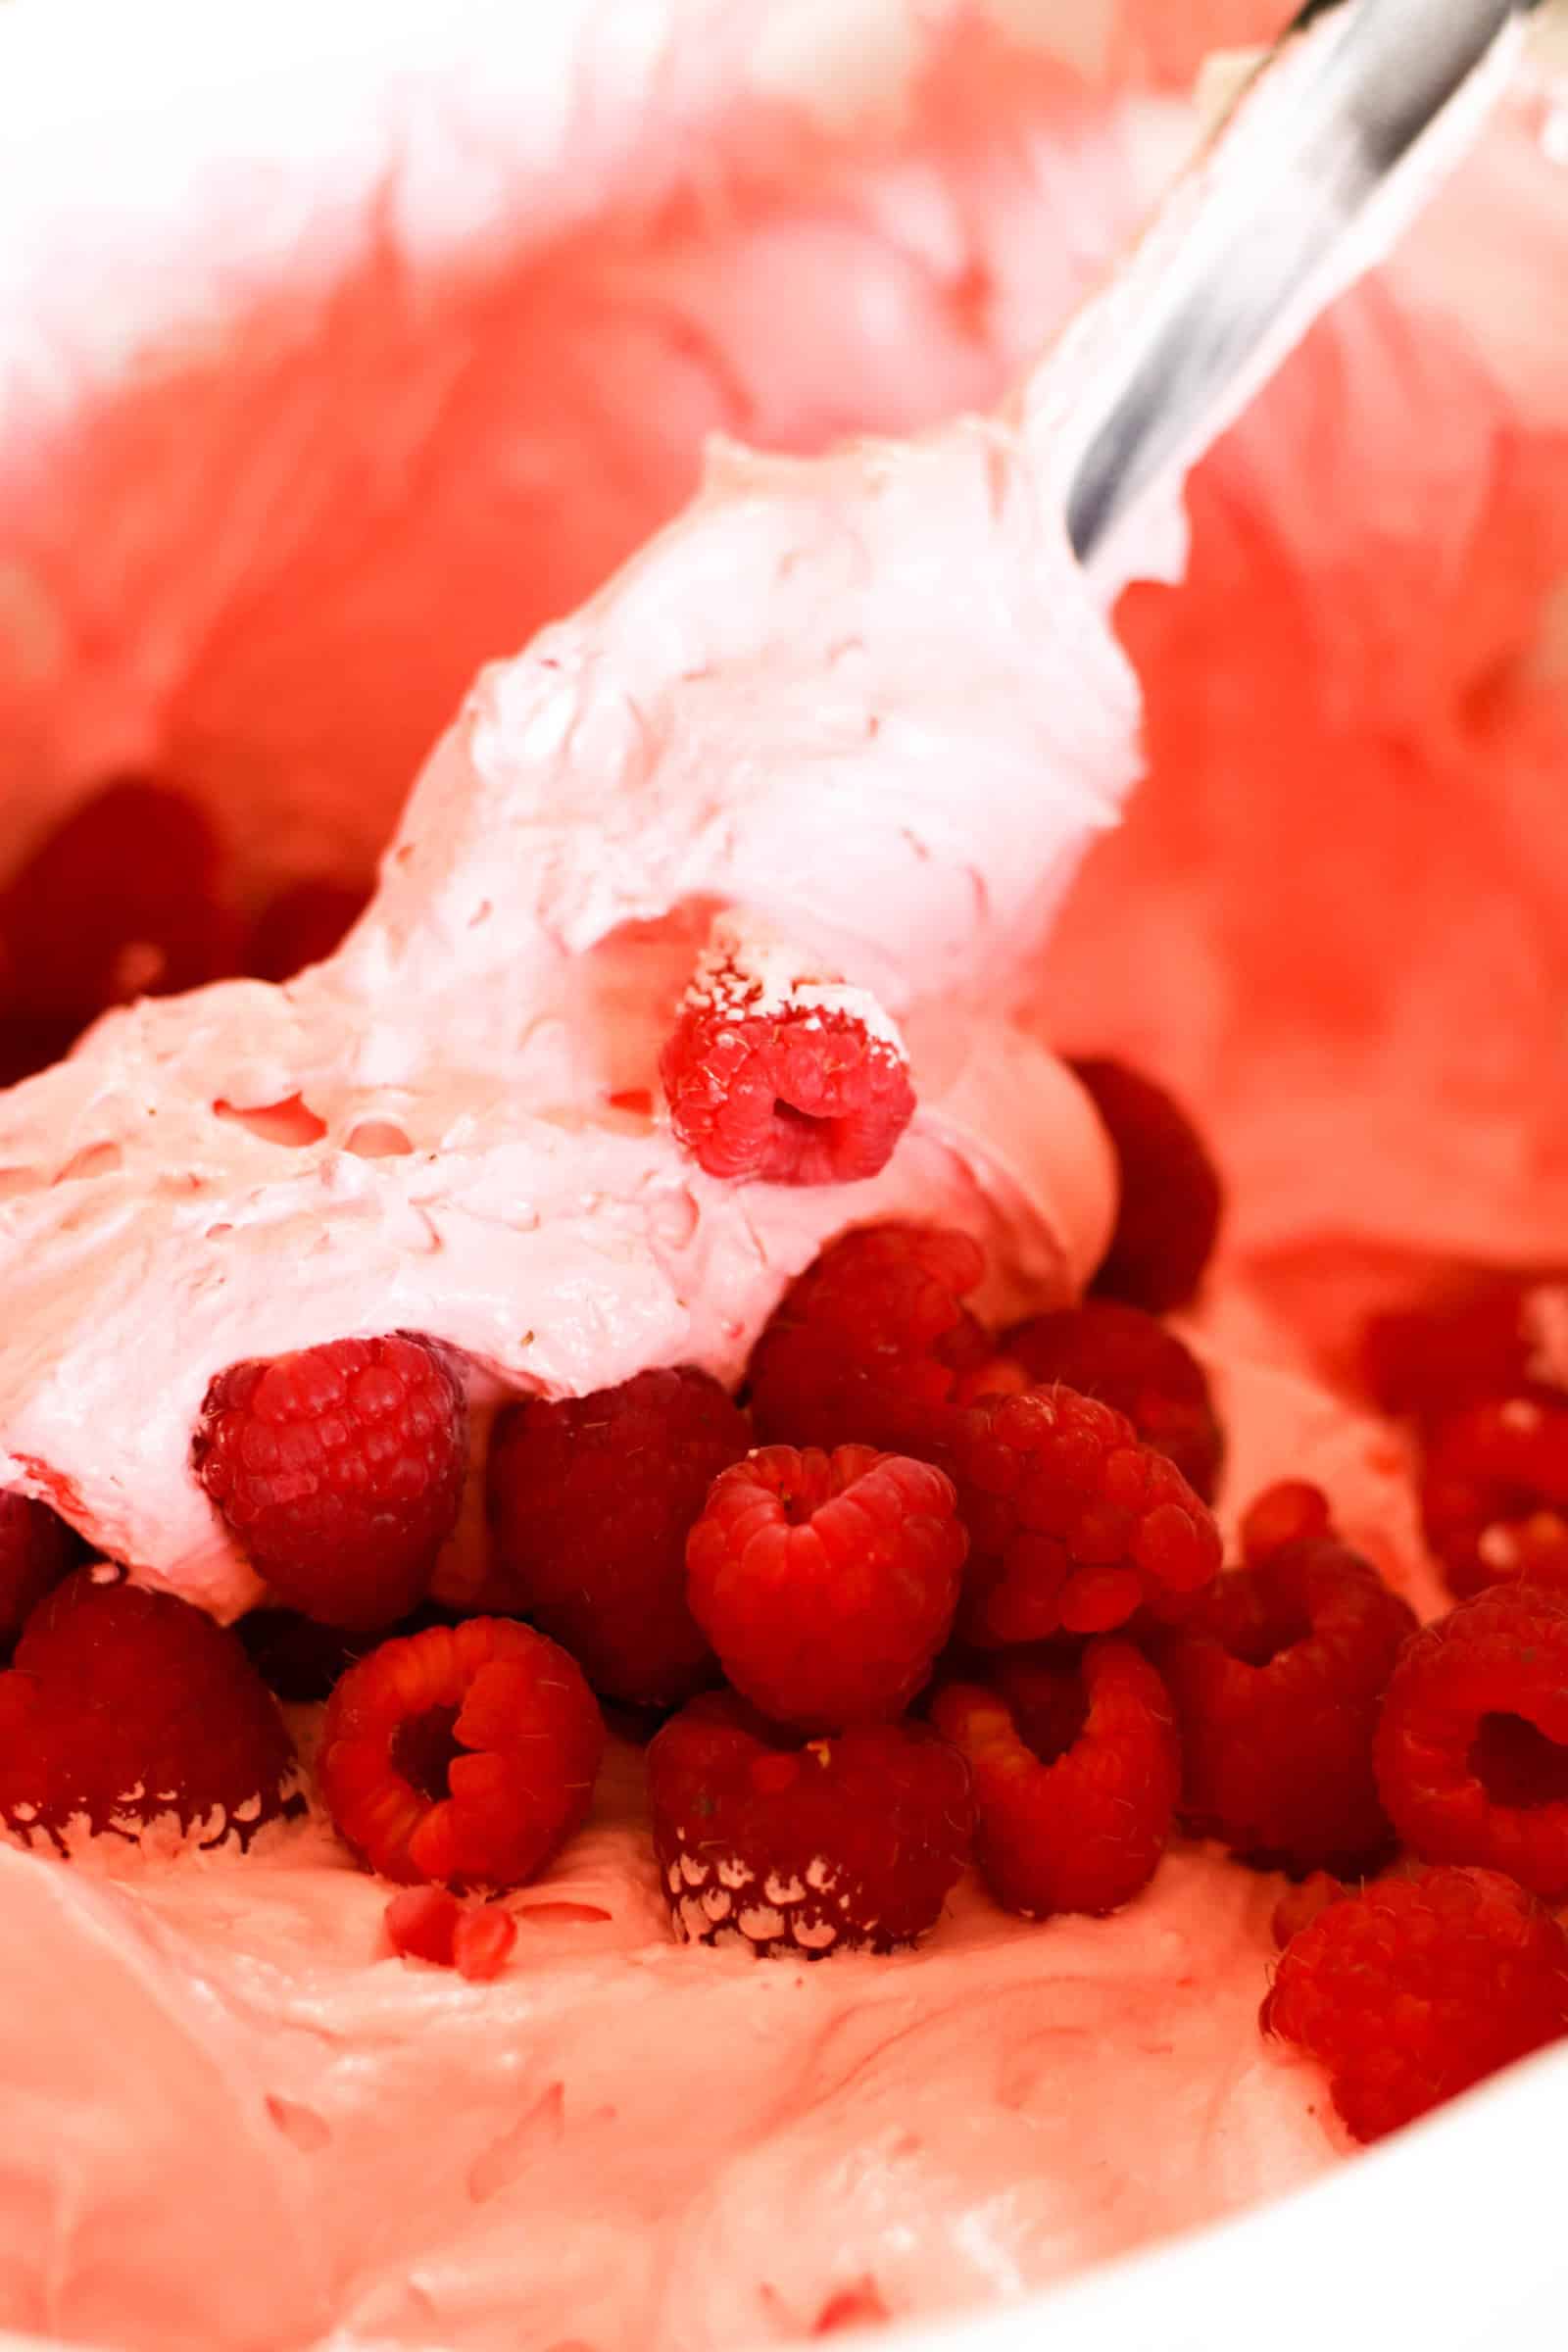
384,1886,519,1981
686,1446,965,1731
1262,1866,1568,2142
486,1368,750,1706
193,1332,468,1630
0,1566,296,1848
1156,1537,1415,1873
660,938,914,1186
1239,1480,1334,1564
747,1222,991,1458
1001,1298,1224,1501
0,1493,78,1656
318,1616,604,1889
1362,1267,1568,1428
931,1640,1180,1917
647,1690,972,1954
950,1385,1221,1646
1374,1587,1568,1898
1419,1397,1568,1600
0,777,237,1031
1069,1056,1223,1313
1270,1872,1347,1951
245,878,371,984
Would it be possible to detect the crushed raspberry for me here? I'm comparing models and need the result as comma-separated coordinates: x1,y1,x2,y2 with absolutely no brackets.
1262,1866,1568,2142
453,1903,520,1981
1270,1872,1347,1951
1001,1298,1224,1501
193,1332,468,1630
1069,1056,1223,1313
0,1567,296,1848
647,1691,972,1955
1156,1536,1415,1874
1418,1396,1568,1600
812,2281,891,2334
318,1617,604,1889
686,1446,965,1731
1362,1267,1568,1428
0,1493,78,1656
1240,1480,1334,1564
660,932,914,1186
246,878,370,983
0,777,237,1034
949,1385,1222,1646
486,1368,750,1707
386,1884,462,1965
931,1640,1180,1918
747,1221,990,1458
384,1886,519,1981
1374,1587,1568,1898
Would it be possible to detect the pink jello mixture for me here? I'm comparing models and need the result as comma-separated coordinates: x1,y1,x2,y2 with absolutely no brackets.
1,2,1567,2348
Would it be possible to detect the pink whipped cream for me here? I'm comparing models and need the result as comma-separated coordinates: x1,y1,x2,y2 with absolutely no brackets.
1,2,1566,2348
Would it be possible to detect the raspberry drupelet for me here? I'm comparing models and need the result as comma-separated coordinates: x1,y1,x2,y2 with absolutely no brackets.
1263,1866,1568,2142
686,1445,965,1731
1155,1533,1416,1874
647,1691,973,1954
318,1617,604,1890
746,1220,991,1459
1375,1586,1568,1898
486,1367,751,1707
0,1567,296,1849
660,924,915,1185
384,1886,519,1981
950,1384,1221,1645
193,1332,468,1630
1418,1396,1568,1600
931,1640,1180,1918
1001,1297,1225,1501
1068,1056,1223,1313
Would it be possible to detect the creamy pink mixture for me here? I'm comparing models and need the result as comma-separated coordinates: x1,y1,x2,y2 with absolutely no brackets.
1,2,1567,2349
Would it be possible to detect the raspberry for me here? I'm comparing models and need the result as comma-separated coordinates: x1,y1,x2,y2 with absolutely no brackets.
1001,1298,1225,1501
1069,1057,1223,1313
812,2282,890,2334
1374,1587,1568,1897
747,1222,990,1458
931,1640,1180,1917
1239,1480,1334,1564
647,1691,972,1954
1156,1537,1416,1873
0,1567,296,1848
686,1446,965,1731
0,777,236,1032
1419,1397,1568,1600
318,1616,604,1888
486,1368,750,1706
384,1886,519,1981
950,1385,1221,1646
246,879,370,983
1362,1268,1568,1428
193,1332,468,1630
0,1493,78,1656
660,933,914,1185
1262,1866,1568,2142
